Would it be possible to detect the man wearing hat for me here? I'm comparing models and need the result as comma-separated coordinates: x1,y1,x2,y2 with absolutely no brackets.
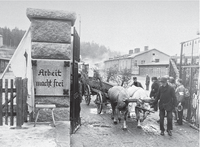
152,76,177,136
131,77,143,88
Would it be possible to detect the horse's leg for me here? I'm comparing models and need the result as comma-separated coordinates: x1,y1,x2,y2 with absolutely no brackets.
118,108,121,122
142,111,148,122
111,104,115,120
123,109,128,130
113,107,119,124
127,103,131,118
135,107,142,128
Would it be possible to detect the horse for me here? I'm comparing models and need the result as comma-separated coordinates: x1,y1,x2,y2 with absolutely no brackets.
108,85,153,130
108,86,129,129
126,85,153,128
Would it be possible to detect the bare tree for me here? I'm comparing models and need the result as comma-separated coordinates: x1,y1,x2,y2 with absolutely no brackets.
105,67,132,87
105,66,118,82
119,68,132,87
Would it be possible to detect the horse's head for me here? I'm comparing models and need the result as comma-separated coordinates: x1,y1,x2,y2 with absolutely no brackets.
127,85,141,98
117,89,130,110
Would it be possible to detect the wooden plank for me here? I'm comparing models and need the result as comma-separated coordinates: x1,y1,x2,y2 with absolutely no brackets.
16,77,22,127
2,89,16,93
125,98,154,103
0,79,2,125
5,79,8,125
35,104,56,108
10,79,14,126
22,78,28,124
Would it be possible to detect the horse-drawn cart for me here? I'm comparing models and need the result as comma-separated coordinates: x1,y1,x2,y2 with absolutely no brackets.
84,77,114,114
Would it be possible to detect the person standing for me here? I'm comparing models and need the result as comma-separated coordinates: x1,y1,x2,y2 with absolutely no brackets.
168,76,177,120
131,77,143,88
150,77,160,111
145,74,150,90
152,76,177,136
175,78,186,125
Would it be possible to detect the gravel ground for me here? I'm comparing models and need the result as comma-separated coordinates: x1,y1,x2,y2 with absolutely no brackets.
71,89,199,147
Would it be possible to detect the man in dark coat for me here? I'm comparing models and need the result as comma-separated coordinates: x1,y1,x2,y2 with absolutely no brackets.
153,76,177,136
131,77,143,88
145,74,150,90
150,77,160,111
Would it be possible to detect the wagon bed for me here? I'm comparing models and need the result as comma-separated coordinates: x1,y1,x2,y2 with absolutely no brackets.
84,77,114,114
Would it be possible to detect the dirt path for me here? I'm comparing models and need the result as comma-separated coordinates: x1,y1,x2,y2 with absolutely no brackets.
71,96,199,147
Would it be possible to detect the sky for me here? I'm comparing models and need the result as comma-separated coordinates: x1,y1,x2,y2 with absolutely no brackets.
0,0,199,56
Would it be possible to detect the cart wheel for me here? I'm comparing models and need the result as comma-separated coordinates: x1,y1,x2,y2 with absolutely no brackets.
96,92,103,114
84,85,91,105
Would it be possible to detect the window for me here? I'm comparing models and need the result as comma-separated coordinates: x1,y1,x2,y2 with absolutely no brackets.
152,53,156,62
134,60,137,66
141,60,145,64
155,59,159,62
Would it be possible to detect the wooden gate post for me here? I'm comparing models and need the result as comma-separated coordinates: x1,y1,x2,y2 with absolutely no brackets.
10,79,14,126
22,78,28,124
5,79,8,125
16,77,23,127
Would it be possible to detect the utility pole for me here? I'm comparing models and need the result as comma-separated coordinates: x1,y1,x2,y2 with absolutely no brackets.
79,14,81,37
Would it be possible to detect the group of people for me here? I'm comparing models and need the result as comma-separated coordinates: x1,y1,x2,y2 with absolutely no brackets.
131,75,189,136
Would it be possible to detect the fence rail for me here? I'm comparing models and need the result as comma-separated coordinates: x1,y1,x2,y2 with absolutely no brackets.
0,78,28,127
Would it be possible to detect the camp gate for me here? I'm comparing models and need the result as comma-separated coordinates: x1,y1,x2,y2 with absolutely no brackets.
170,37,200,128
179,38,199,128
70,27,81,134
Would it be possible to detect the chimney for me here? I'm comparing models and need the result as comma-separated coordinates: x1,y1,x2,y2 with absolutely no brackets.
129,50,133,54
0,35,3,47
134,48,140,53
144,46,148,51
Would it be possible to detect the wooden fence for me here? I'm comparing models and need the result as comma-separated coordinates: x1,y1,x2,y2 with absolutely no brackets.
0,78,28,127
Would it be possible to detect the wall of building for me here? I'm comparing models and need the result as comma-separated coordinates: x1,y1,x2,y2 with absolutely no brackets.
104,59,119,70
131,49,169,67
139,65,169,77
118,58,131,71
131,49,169,75
104,49,170,76
0,59,9,73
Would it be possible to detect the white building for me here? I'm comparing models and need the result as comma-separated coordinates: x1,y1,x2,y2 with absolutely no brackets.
104,46,170,76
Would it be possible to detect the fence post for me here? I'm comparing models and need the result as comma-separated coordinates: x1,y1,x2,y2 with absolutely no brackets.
22,78,28,125
16,77,23,128
5,79,8,125
10,79,14,126
0,79,2,126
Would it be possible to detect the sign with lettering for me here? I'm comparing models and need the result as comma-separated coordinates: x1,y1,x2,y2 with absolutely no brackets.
33,60,70,96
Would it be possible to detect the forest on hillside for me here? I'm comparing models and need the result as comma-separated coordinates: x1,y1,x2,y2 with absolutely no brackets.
80,42,120,63
0,26,120,63
0,27,25,49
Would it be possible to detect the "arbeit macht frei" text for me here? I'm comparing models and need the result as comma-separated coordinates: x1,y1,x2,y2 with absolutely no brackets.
36,69,64,87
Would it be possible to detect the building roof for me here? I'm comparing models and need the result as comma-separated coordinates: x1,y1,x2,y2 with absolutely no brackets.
105,48,170,62
128,48,170,59
0,48,15,60
138,61,169,66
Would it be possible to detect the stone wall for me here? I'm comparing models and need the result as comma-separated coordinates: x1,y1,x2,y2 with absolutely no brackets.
27,8,76,120
27,8,76,59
